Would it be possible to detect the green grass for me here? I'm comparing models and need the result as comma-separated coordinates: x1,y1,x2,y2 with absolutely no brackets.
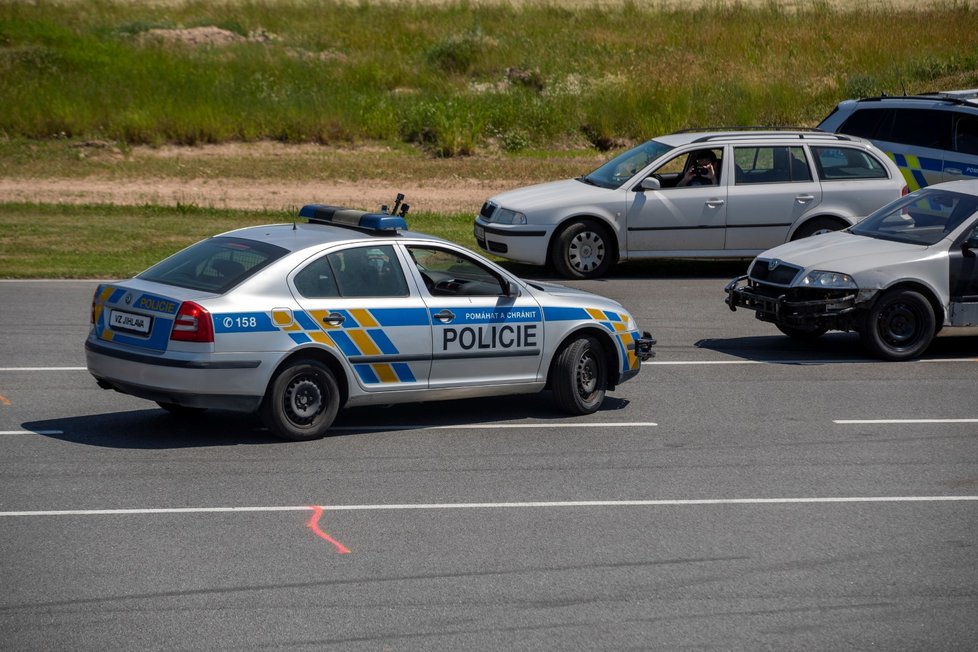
3,1,977,154
0,202,481,278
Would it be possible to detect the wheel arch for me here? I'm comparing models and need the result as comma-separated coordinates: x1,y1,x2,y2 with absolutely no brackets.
547,214,622,265
546,325,621,391
871,280,947,334
264,345,350,409
788,214,852,240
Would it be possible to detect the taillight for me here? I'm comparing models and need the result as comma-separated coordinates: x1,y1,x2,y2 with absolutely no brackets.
90,285,102,325
901,185,910,196
170,301,214,343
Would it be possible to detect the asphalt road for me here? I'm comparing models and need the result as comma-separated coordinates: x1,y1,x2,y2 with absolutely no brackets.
1,275,976,650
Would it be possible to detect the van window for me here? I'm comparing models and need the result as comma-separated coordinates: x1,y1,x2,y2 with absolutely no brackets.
954,116,978,156
841,107,952,150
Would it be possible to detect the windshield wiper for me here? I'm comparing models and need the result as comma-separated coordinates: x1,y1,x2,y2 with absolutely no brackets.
576,175,598,186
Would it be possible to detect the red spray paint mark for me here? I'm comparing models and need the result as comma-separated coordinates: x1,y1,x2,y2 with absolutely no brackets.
306,505,351,554
0,395,11,407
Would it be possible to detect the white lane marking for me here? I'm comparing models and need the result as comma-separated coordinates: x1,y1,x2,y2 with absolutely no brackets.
0,430,63,435
331,422,656,431
645,358,977,365
835,418,978,425
0,367,87,372
4,496,977,517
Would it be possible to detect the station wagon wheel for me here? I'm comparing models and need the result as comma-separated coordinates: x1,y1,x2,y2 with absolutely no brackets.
552,220,614,279
261,359,340,441
552,335,607,414
859,289,935,361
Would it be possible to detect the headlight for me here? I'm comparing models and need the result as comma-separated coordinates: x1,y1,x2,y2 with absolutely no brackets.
797,270,857,289
492,208,527,225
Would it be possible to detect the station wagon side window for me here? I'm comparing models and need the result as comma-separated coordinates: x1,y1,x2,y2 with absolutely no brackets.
295,244,408,298
733,146,811,184
407,245,508,296
811,146,889,180
649,147,723,188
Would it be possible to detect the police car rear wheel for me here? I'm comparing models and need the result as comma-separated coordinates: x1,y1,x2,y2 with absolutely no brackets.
860,289,935,361
552,336,607,415
262,360,340,441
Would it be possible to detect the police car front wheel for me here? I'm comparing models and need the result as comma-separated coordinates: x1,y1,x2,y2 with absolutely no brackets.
552,335,607,415
262,359,340,441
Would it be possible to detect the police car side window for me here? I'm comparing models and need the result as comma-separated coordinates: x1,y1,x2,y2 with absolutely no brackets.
327,245,409,298
293,256,340,298
407,245,505,296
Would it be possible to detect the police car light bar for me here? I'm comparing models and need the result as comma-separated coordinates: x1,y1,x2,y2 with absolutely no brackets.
299,204,407,233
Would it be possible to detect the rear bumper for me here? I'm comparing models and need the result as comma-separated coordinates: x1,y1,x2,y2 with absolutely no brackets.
86,339,268,412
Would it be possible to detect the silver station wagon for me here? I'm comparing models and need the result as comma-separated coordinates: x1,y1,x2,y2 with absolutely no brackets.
86,201,655,440
474,130,907,279
725,180,978,361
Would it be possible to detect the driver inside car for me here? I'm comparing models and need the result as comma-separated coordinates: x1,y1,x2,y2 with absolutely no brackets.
677,149,721,187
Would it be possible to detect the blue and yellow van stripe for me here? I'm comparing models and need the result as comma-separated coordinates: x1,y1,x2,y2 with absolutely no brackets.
888,152,942,191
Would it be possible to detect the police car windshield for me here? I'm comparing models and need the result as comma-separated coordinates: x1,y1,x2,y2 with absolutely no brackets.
850,189,978,246
582,140,675,189
138,236,289,294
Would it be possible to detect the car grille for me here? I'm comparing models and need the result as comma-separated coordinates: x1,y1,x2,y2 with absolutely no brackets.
749,258,802,286
479,201,496,219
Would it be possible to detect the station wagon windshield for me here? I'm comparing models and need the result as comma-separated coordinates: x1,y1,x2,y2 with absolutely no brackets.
850,189,978,246
581,140,675,189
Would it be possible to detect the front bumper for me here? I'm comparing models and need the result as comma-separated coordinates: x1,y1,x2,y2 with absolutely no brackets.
473,218,550,265
724,276,859,330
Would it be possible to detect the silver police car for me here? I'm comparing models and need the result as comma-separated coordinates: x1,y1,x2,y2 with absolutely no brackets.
86,200,655,440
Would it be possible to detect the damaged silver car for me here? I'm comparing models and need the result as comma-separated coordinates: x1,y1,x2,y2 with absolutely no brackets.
725,180,978,360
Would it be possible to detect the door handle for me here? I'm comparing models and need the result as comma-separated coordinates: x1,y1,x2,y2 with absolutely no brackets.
706,198,725,208
322,312,345,326
795,194,815,203
946,167,962,176
433,309,455,324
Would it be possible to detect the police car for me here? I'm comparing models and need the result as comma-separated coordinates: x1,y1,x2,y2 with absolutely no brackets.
724,180,978,361
86,198,655,440
818,90,978,191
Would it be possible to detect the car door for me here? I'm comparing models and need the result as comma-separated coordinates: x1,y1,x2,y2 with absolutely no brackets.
625,147,726,252
405,243,545,388
724,145,821,251
948,217,978,326
947,113,978,183
291,243,433,393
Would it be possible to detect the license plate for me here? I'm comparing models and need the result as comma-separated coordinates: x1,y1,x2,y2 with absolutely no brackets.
474,225,485,240
109,309,152,334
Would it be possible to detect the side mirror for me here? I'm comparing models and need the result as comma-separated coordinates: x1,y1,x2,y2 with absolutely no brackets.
502,279,520,297
963,228,978,254
640,176,661,191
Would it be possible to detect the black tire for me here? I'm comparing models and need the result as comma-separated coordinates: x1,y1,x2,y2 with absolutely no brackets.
261,359,340,441
551,220,614,279
859,289,936,361
776,324,828,340
156,401,206,415
791,217,848,241
551,336,607,414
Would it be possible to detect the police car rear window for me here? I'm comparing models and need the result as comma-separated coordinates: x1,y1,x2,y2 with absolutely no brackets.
138,236,288,294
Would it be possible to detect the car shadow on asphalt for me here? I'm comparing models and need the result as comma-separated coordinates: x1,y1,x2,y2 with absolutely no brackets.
22,393,631,449
695,332,978,363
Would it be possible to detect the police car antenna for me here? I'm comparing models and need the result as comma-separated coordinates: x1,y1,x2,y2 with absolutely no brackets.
290,204,298,230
